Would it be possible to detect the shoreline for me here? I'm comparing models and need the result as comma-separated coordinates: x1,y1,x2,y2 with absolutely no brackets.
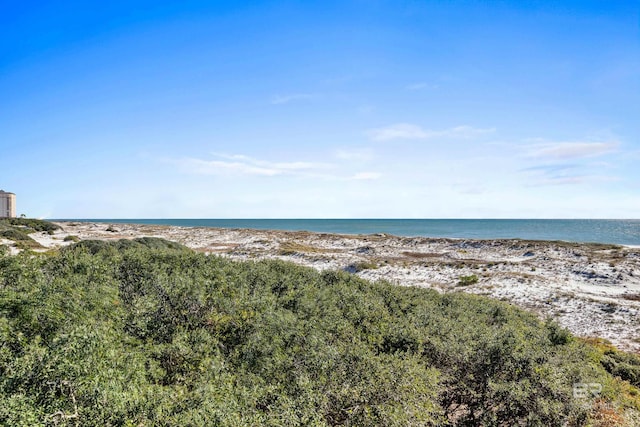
51,218,640,247
55,219,639,249
19,221,640,353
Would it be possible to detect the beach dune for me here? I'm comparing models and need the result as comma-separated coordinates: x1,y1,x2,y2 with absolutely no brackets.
20,221,640,353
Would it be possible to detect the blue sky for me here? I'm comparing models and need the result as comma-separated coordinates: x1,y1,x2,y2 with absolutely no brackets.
1,0,638,218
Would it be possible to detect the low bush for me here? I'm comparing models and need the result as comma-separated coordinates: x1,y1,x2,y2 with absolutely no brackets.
457,274,479,286
0,228,31,241
0,218,60,233
0,228,42,250
0,218,59,251
66,237,188,255
345,260,378,272
601,351,640,387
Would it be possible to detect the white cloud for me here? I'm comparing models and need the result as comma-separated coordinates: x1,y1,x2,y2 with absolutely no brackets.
270,93,315,105
521,159,621,186
369,123,428,141
176,153,331,177
335,148,373,162
178,158,281,176
351,172,381,180
531,175,588,186
526,141,618,160
520,140,621,186
527,175,621,187
215,153,330,170
368,123,495,141
171,153,385,183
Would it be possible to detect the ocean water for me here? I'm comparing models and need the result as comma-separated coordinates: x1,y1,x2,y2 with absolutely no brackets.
58,219,640,246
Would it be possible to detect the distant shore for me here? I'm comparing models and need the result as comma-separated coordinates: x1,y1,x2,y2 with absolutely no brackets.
24,221,640,352
51,218,640,246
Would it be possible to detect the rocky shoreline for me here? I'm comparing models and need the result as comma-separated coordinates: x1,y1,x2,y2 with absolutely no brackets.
22,221,640,353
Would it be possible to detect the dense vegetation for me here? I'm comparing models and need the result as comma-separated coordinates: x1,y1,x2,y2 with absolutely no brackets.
0,218,61,234
0,218,61,250
1,239,639,426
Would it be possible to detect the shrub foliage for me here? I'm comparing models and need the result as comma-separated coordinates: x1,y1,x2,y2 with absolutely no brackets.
0,240,637,426
0,218,60,250
0,218,61,233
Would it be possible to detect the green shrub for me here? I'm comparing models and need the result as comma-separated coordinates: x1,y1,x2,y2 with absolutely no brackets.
0,228,42,249
0,218,60,233
601,351,640,387
345,260,378,272
66,237,188,255
0,219,58,251
457,274,479,286
0,228,31,241
13,239,43,250
0,241,637,425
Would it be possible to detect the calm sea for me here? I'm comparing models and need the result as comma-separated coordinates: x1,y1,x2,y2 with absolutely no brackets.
57,219,640,246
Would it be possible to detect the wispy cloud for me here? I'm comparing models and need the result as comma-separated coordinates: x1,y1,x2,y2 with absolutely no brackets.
526,141,618,160
526,175,620,186
180,158,280,176
270,93,316,105
368,123,495,141
521,160,620,186
520,140,620,185
351,172,381,180
520,164,579,174
212,153,326,171
335,148,373,162
531,176,588,186
172,153,381,182
176,153,331,177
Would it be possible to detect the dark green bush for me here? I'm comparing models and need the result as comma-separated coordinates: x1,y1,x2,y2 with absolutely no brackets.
601,351,640,387
0,219,59,251
0,218,60,233
66,237,188,255
0,228,42,250
0,228,32,241
457,274,479,286
345,260,378,272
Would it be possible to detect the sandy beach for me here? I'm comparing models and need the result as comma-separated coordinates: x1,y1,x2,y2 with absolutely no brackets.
16,221,640,353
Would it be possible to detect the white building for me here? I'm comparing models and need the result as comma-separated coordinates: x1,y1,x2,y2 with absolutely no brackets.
0,190,16,218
